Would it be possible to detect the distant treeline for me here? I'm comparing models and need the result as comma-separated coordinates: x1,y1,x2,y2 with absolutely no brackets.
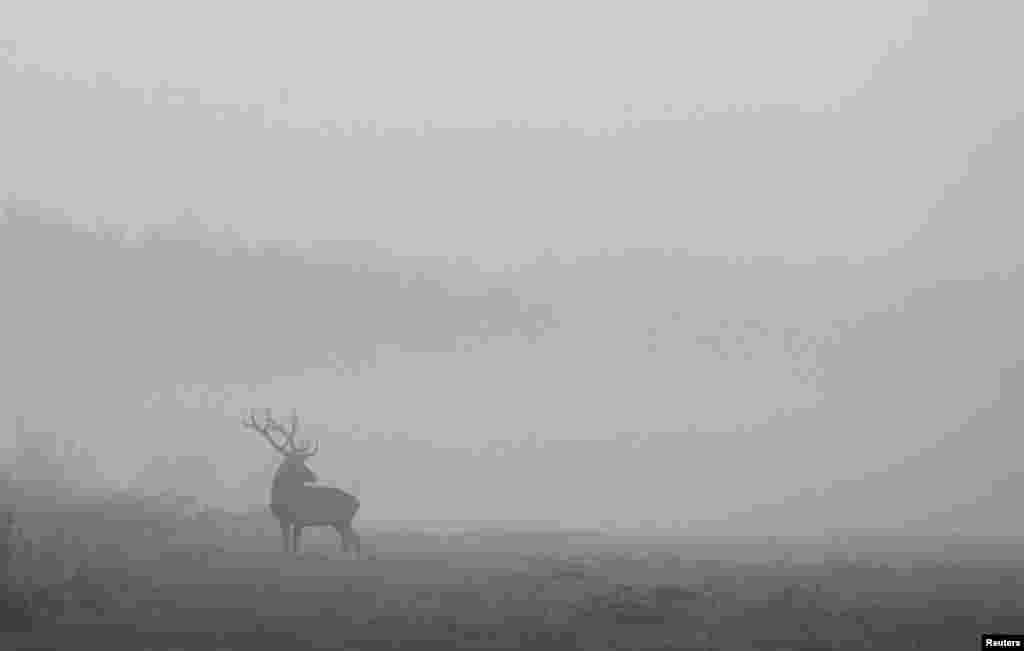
0,200,557,394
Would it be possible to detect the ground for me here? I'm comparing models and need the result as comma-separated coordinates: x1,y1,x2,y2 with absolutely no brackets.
2,491,1024,646
3,504,1022,650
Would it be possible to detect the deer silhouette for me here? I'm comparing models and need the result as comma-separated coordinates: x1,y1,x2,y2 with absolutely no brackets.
242,409,360,557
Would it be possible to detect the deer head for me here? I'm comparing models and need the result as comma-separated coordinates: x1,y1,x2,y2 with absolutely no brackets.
242,409,318,485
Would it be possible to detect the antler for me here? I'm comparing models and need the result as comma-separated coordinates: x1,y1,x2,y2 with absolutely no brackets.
244,408,318,457
271,409,319,457
242,408,292,456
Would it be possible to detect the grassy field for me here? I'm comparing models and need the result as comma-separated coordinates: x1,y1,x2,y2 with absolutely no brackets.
2,486,1021,650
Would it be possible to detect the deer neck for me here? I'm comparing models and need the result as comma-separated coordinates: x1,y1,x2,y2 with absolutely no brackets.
270,465,306,504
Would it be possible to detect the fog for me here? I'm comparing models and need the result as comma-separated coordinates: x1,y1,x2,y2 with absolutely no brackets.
1,1,1021,535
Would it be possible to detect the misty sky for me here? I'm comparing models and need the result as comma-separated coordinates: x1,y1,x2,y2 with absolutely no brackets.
2,1,937,264
1,2,1022,531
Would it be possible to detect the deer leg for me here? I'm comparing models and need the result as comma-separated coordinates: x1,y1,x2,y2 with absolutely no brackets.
345,524,360,559
279,521,291,553
332,523,347,553
292,525,303,554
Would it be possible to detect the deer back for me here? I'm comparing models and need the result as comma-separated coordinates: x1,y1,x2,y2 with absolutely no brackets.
276,485,359,526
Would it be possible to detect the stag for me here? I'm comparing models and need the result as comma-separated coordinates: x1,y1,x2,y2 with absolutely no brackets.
242,409,360,557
